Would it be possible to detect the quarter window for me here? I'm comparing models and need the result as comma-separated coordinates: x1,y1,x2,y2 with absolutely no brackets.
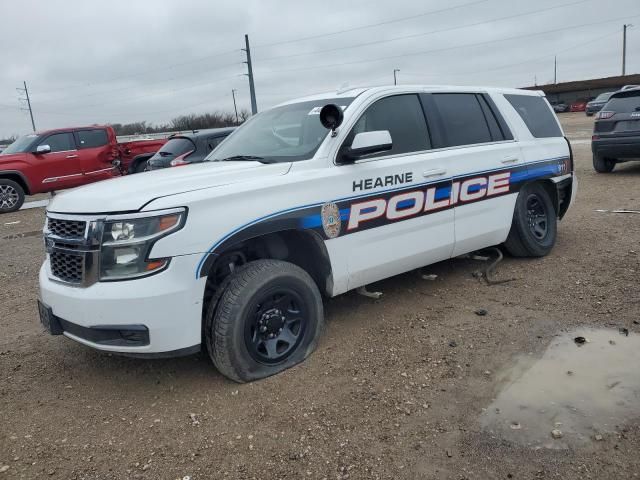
504,94,562,138
77,129,108,149
40,133,74,153
432,93,494,147
346,94,430,159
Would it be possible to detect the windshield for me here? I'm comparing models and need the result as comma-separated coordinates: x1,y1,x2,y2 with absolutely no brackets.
595,93,613,102
1,134,38,155
207,97,355,163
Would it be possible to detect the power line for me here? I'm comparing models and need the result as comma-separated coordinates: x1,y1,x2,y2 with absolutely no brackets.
253,0,488,48
32,47,242,96
256,0,592,63
399,29,622,81
36,60,242,103
255,13,640,75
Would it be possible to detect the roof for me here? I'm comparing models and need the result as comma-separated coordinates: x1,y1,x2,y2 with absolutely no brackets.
35,124,110,136
168,127,236,139
522,74,640,95
275,84,542,107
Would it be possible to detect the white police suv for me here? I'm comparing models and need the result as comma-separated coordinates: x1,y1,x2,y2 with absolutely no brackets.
39,85,576,382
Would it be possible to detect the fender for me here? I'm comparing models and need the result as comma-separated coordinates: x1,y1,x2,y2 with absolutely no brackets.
0,169,32,194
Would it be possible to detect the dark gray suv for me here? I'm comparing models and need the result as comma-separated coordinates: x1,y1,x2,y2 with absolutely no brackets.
592,88,640,172
147,127,235,170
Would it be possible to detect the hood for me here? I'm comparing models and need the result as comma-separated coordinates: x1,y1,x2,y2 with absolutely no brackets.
48,161,291,214
0,152,28,163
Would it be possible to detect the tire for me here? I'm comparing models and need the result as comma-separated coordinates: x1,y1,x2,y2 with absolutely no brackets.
205,259,325,383
0,179,25,213
504,183,557,257
592,153,615,173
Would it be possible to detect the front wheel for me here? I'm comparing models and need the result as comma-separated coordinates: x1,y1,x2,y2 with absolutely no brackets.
0,179,25,213
504,183,557,257
205,259,325,383
593,154,615,173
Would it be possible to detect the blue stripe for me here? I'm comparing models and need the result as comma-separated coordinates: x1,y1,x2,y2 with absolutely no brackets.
195,156,569,277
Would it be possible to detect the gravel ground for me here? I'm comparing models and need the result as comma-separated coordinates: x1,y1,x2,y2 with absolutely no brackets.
1,113,639,479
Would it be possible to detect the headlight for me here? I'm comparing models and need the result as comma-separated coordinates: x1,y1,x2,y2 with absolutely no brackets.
99,208,186,281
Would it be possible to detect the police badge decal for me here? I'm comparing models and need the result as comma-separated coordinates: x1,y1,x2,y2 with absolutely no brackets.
321,202,341,239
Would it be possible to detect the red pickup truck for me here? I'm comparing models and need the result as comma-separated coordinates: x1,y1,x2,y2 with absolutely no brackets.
0,125,165,213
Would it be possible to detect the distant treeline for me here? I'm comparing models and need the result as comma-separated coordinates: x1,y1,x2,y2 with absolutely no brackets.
0,109,251,144
110,110,251,136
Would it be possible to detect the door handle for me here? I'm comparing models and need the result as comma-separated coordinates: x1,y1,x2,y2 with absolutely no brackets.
422,168,447,178
500,156,518,164
66,154,79,159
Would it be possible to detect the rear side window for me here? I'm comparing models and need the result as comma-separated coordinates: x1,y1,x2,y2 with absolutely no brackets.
40,133,74,153
604,91,640,113
504,94,562,138
431,93,493,147
76,129,108,149
347,94,430,158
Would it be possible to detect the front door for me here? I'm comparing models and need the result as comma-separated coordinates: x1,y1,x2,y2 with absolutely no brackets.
332,93,455,290
33,132,85,190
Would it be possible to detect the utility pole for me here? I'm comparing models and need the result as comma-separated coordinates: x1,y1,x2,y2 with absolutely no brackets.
231,89,239,125
622,24,632,76
393,69,400,85
17,81,36,132
554,56,557,84
242,34,258,115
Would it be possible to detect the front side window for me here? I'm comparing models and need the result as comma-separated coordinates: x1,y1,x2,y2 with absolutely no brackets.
504,94,562,138
40,133,74,153
345,94,430,159
432,93,494,147
207,97,355,163
77,129,108,149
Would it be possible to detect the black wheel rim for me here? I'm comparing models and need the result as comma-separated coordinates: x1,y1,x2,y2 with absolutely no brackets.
244,287,307,364
526,193,548,241
0,185,19,210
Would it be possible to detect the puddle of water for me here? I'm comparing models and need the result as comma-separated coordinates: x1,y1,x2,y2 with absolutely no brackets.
481,328,640,449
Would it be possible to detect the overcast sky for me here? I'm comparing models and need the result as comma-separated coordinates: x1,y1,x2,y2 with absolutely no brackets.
0,0,639,138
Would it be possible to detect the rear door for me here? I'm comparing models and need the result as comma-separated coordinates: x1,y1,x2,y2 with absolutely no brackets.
73,128,116,182
33,132,85,190
423,92,521,256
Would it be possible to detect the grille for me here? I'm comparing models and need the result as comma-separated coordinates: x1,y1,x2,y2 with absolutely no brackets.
48,218,86,239
50,251,84,284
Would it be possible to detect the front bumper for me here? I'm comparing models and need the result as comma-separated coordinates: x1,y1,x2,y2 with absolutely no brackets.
39,254,206,355
592,135,640,159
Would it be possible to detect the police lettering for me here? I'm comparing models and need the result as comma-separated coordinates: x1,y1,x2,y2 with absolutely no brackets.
353,172,413,191
348,172,511,230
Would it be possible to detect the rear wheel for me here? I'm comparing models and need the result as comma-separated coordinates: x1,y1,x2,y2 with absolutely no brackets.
205,259,325,383
504,183,557,257
0,179,25,213
133,158,150,173
593,153,616,173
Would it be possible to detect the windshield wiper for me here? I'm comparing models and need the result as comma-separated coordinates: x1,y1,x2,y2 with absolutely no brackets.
219,155,274,164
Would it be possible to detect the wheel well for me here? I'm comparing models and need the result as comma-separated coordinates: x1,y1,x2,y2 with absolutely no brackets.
129,154,153,173
535,179,570,219
201,230,333,321
0,173,30,195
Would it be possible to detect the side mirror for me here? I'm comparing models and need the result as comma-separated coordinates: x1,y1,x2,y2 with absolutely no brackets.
319,104,344,132
35,145,51,154
340,131,392,163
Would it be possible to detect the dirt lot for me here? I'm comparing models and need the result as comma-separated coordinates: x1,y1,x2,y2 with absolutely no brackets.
1,113,639,479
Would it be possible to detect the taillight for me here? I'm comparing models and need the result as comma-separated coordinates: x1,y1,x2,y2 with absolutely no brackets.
596,111,614,120
169,150,194,167
592,135,599,141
